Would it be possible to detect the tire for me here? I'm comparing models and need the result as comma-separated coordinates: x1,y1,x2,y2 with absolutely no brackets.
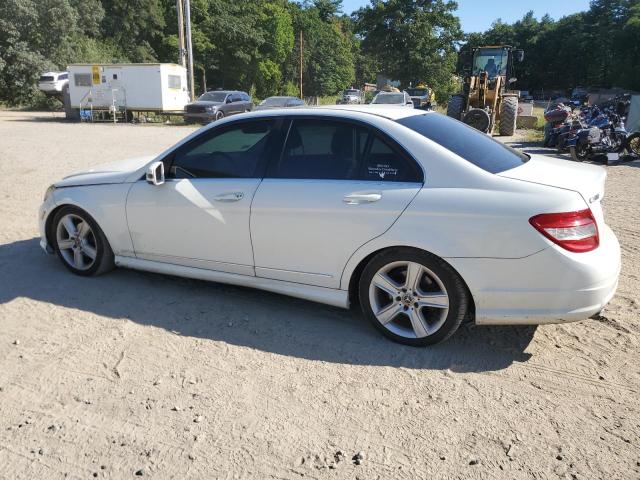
446,95,465,120
498,96,518,136
215,111,224,121
543,122,553,147
570,144,588,162
463,108,491,133
51,206,115,276
625,132,640,157
358,248,469,346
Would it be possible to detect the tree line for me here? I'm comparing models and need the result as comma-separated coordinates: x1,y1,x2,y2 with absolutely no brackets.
0,0,638,106
461,0,640,95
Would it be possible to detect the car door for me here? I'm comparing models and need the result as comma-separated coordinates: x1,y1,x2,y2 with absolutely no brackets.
250,117,424,288
241,93,253,111
126,119,281,276
228,93,242,114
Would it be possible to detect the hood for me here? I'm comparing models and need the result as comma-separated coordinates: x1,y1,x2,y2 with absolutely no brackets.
55,155,156,187
189,101,222,107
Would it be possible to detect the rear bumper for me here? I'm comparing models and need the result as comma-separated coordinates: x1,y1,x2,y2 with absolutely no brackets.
38,83,63,93
448,225,621,325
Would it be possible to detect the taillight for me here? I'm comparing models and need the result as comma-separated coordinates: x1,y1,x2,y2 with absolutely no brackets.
529,209,599,253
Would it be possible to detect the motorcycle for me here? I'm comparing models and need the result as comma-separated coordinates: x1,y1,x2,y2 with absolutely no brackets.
567,112,630,162
543,103,571,148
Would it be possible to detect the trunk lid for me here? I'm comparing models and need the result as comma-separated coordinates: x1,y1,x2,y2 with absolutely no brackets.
498,154,607,224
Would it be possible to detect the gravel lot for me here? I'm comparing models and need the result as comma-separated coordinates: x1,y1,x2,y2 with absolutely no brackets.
0,110,639,479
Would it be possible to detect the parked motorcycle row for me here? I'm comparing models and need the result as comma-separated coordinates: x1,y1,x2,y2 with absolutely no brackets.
543,99,640,163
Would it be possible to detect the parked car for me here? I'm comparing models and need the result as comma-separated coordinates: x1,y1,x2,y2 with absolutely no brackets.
406,85,435,110
39,106,620,346
38,71,69,95
371,91,414,107
184,90,253,123
520,90,534,102
336,89,363,105
255,96,305,110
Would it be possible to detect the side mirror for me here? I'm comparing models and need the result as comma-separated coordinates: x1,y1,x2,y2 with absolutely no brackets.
226,97,232,104
146,161,165,186
514,49,524,62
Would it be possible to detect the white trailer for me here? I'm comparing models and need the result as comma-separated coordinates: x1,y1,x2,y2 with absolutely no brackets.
67,63,189,115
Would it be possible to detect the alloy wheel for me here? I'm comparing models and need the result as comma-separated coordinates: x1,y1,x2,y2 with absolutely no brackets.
55,213,98,271
368,261,449,339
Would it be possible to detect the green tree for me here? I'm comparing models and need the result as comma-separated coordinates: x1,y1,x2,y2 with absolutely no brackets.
354,0,463,100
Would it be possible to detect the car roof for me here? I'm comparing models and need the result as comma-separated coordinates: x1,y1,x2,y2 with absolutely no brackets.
227,105,426,121
317,105,422,120
203,90,244,94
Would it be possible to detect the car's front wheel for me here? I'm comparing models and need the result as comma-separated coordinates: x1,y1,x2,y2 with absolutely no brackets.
359,248,469,346
52,206,114,276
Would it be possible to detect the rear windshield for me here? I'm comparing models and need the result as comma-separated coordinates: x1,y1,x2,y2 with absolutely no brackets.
397,113,529,173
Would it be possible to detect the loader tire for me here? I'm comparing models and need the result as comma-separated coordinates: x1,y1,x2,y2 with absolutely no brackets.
499,96,518,136
447,95,465,120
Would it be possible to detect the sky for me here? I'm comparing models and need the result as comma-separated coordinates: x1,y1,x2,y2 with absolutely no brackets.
341,0,592,33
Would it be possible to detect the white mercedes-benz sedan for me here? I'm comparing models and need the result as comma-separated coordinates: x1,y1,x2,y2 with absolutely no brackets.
39,105,620,346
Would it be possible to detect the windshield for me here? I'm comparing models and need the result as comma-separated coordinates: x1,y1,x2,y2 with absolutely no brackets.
198,92,228,102
260,97,288,106
473,48,508,77
406,88,428,97
397,113,529,174
372,93,405,104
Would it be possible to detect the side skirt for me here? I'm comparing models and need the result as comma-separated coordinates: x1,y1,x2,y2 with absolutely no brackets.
114,255,350,309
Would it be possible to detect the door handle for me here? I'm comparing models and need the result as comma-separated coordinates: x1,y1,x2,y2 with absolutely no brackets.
213,192,244,202
343,192,382,205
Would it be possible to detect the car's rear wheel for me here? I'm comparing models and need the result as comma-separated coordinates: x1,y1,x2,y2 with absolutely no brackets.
52,206,114,276
359,248,469,346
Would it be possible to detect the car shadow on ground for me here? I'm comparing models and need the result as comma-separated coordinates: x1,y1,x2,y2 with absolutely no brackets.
1,238,536,373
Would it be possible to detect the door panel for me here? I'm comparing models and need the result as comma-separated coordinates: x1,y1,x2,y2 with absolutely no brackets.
127,178,260,276
250,179,421,288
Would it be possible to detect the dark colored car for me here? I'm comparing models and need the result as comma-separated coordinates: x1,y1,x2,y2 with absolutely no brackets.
184,90,253,123
254,96,305,110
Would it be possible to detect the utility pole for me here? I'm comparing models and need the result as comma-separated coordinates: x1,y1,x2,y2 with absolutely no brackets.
176,0,186,68
184,0,195,101
299,30,303,99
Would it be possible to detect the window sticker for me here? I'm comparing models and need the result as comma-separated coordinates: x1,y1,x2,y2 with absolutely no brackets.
368,163,398,179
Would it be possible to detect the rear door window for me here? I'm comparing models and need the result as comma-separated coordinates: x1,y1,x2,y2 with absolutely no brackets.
397,113,529,173
269,119,360,180
267,118,423,182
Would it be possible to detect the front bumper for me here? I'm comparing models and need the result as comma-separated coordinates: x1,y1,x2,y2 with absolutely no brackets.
184,112,216,122
448,224,621,325
38,193,57,254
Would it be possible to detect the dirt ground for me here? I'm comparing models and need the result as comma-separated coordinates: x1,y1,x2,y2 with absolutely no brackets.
0,111,638,479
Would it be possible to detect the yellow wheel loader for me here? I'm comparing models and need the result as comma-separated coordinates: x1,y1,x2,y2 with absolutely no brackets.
447,45,524,136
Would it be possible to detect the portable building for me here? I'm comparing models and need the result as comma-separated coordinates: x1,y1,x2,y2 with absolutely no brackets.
67,63,189,113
